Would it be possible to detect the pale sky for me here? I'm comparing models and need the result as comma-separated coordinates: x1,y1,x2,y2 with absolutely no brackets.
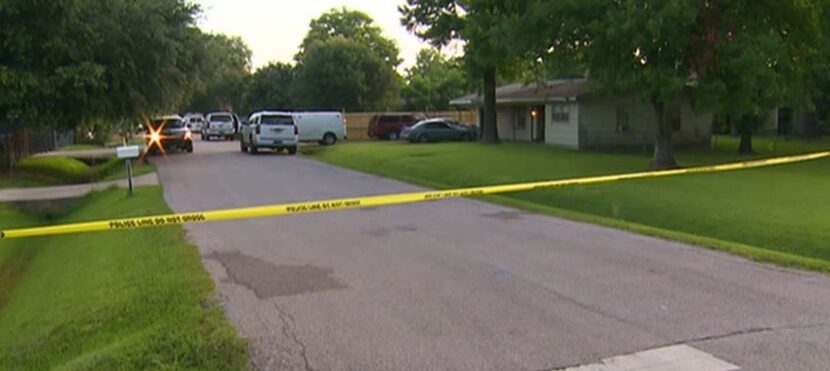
195,0,436,71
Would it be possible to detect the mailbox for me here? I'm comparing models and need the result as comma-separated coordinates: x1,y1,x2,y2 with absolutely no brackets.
116,145,140,159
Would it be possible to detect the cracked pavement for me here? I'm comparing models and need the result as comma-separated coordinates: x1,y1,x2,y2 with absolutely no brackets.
157,140,830,371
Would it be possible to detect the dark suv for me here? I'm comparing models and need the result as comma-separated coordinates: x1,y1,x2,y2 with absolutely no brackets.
368,113,425,140
146,115,193,154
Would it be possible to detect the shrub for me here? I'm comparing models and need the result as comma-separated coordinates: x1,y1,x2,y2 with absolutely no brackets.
16,157,92,183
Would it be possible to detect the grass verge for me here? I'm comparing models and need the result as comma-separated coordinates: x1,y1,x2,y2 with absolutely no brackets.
304,136,830,273
0,186,248,370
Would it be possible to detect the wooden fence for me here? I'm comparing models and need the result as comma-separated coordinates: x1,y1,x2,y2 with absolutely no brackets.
344,111,478,141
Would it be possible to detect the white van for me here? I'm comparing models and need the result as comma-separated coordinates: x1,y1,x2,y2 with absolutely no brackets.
292,112,346,145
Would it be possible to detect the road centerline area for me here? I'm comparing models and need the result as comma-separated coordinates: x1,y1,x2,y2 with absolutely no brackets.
157,140,830,371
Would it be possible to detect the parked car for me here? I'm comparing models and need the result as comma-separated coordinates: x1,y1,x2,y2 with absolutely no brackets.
402,118,478,143
368,113,425,140
146,115,193,153
184,114,205,133
240,111,299,155
293,111,346,145
203,111,236,141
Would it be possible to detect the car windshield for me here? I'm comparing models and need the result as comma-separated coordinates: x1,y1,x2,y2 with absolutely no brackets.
260,115,293,125
151,119,184,129
210,115,232,122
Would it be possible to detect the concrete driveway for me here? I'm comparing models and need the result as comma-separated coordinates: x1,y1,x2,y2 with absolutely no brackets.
156,139,830,371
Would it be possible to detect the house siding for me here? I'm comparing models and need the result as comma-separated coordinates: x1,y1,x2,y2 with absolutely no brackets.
545,102,579,148
578,96,712,149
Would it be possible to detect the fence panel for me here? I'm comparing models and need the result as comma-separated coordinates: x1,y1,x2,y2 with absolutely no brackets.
344,111,478,141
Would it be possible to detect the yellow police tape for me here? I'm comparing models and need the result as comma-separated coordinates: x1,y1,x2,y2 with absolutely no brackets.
2,150,828,240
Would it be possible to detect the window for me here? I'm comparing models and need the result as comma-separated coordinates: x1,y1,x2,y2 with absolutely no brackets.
425,122,448,129
667,106,682,131
260,115,293,125
616,107,630,133
515,108,527,129
552,104,570,123
210,115,232,122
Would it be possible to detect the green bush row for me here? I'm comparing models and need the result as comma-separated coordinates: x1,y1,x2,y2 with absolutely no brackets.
16,156,123,184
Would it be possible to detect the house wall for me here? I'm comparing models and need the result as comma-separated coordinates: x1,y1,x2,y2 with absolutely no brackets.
578,96,712,149
545,102,579,148
496,106,533,142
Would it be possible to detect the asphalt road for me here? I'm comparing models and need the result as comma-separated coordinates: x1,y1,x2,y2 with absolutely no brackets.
156,139,830,371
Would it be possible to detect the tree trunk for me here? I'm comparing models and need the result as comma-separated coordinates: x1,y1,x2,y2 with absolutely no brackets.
737,115,754,154
482,67,499,143
651,100,677,169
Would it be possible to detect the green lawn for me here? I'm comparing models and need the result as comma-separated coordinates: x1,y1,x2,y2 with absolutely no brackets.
0,187,248,370
304,136,830,272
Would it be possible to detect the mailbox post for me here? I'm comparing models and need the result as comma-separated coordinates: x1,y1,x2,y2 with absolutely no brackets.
116,145,140,195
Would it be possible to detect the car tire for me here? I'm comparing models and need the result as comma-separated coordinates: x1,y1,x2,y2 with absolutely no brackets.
388,132,399,141
322,133,337,146
287,146,297,155
418,134,429,143
461,133,472,142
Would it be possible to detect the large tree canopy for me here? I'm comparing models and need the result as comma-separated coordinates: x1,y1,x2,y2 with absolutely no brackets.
0,0,203,128
294,8,401,111
293,37,400,111
402,49,469,111
240,62,295,115
184,33,252,113
297,7,401,67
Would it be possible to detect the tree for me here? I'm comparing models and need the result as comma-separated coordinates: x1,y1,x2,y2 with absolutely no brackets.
401,0,526,143
0,0,204,129
297,7,401,67
695,2,822,154
293,37,400,111
240,63,295,115
402,49,469,111
184,34,252,113
294,9,401,111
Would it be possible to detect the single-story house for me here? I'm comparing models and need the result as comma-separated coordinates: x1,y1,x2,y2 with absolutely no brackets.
759,107,823,136
449,78,713,149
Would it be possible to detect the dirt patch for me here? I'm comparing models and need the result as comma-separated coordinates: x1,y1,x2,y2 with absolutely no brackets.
361,225,419,238
481,211,528,221
209,252,346,299
0,247,37,310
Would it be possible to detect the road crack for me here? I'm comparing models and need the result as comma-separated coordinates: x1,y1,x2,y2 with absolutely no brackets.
273,300,314,371
681,322,830,345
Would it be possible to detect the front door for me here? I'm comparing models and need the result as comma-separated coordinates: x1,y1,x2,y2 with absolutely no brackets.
532,105,546,142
